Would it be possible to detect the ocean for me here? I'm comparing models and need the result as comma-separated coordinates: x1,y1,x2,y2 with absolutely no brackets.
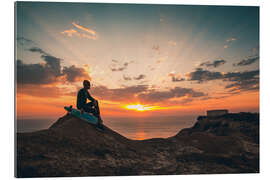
16,115,197,140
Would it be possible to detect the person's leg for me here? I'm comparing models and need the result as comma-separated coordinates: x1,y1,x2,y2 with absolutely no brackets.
93,100,101,116
84,101,102,122
93,100,103,125
83,102,95,113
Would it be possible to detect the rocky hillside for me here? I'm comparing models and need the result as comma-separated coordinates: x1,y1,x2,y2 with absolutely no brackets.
16,112,259,177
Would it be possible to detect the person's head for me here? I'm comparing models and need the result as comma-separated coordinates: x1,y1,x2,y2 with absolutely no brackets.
83,80,91,90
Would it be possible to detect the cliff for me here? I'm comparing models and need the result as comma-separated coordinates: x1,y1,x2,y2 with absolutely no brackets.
16,112,259,177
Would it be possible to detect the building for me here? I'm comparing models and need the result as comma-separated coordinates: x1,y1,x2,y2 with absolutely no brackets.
207,109,229,117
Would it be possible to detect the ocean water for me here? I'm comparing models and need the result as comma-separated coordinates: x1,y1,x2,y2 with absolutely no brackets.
16,119,55,133
16,116,197,140
105,116,197,140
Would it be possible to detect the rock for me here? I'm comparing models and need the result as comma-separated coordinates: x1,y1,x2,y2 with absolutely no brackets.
16,112,259,177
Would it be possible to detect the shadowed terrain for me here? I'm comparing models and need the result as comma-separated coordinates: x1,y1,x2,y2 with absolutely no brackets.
16,112,259,177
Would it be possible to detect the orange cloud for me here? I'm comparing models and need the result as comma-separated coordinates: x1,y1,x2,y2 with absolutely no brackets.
81,33,97,40
72,22,96,36
226,37,237,42
224,37,237,49
168,72,185,82
61,29,78,37
61,22,98,40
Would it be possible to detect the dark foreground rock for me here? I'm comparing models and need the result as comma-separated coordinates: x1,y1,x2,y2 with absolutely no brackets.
16,112,259,177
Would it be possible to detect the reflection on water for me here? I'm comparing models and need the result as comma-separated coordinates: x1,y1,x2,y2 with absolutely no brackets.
135,131,146,140
17,115,197,140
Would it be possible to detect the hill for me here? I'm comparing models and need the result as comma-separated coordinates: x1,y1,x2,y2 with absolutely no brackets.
16,112,259,177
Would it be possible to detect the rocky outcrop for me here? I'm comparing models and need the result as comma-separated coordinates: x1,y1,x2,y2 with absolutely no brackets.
16,112,259,177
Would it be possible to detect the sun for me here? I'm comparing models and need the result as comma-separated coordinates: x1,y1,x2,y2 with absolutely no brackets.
123,104,161,111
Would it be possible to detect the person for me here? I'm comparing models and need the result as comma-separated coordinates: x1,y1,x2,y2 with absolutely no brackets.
77,80,103,127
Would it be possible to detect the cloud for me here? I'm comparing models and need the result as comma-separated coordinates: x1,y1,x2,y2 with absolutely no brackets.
29,47,48,55
152,45,160,54
224,70,259,81
17,37,35,46
61,29,78,37
41,55,62,75
62,65,91,82
186,68,259,92
172,77,185,82
168,72,185,82
225,79,259,93
224,37,237,49
17,59,61,85
233,56,259,66
137,87,207,103
223,70,259,92
186,68,223,83
28,46,62,77
226,37,237,43
61,22,98,40
112,67,126,72
17,59,90,85
123,74,146,81
72,22,96,36
134,74,146,80
199,59,226,68
123,75,132,81
111,65,128,72
80,33,97,40
110,60,133,72
91,85,149,102
90,84,206,104
17,46,90,85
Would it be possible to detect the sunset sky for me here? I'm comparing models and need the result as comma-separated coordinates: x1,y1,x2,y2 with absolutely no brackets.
16,2,259,123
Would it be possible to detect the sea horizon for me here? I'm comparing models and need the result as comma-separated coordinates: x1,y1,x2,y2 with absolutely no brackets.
16,115,198,140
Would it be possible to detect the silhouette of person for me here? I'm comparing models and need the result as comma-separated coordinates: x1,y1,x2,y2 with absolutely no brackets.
77,80,103,125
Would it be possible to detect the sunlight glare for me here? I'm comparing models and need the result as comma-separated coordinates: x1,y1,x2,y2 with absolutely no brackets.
123,104,161,111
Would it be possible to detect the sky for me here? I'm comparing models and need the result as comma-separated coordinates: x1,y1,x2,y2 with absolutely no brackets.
16,2,259,124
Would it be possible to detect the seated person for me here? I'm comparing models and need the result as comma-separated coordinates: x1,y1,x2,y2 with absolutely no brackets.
77,80,103,124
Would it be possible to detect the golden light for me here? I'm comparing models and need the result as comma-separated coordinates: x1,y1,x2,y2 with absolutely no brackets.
135,131,147,140
123,104,163,111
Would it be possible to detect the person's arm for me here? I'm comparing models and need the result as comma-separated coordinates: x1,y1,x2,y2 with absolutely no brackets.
86,91,96,102
87,91,99,107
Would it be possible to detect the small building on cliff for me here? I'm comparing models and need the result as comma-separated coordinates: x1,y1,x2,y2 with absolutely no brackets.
207,109,229,117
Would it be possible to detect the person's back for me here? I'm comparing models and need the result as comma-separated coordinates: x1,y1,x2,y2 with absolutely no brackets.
76,88,87,110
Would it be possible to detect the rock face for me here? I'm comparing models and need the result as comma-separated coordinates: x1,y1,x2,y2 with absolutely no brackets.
16,112,259,177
